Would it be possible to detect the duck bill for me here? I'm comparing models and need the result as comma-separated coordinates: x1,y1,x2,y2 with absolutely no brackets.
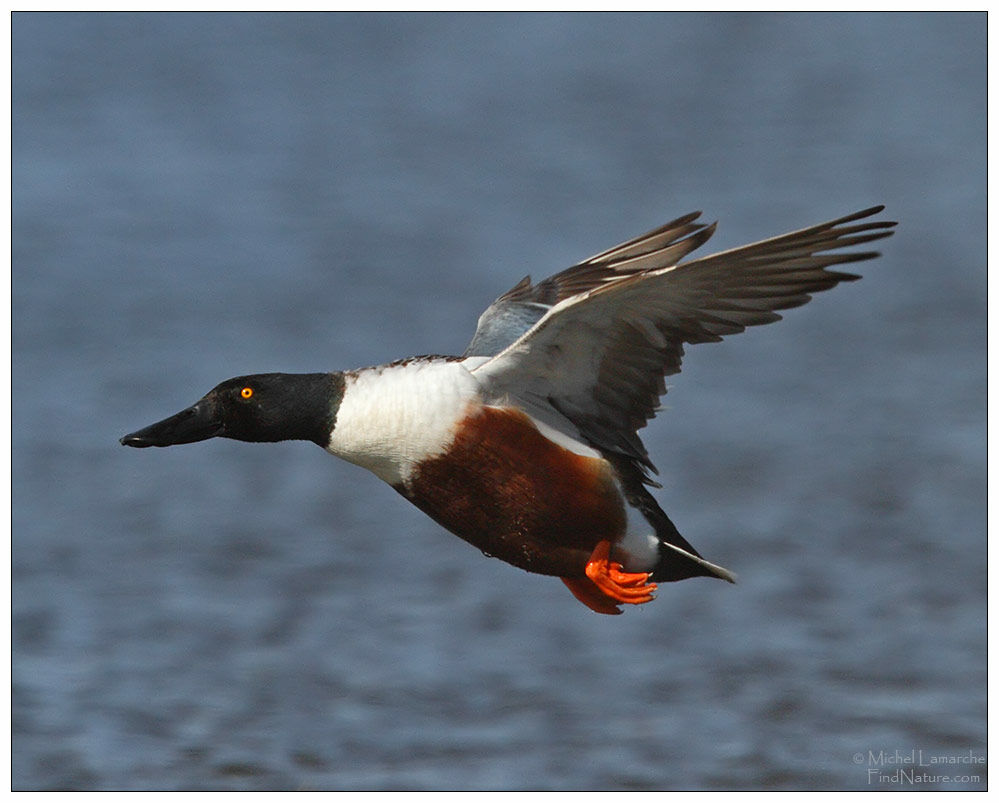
120,399,222,448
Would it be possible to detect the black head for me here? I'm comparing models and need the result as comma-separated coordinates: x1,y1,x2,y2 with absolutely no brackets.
120,373,345,448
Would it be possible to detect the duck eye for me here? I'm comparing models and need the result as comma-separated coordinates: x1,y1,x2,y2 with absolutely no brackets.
240,387,253,399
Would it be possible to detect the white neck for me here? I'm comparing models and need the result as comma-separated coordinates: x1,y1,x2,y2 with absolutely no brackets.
325,359,481,486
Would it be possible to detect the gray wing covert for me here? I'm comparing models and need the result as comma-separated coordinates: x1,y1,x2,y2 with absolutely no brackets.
462,280,550,358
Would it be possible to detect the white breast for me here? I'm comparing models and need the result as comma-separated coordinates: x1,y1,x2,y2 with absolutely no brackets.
325,358,482,486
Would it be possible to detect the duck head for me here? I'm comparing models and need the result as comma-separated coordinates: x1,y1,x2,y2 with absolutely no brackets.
120,373,344,448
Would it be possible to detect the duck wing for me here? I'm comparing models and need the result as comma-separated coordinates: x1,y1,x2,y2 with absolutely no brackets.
469,206,896,480
462,211,715,358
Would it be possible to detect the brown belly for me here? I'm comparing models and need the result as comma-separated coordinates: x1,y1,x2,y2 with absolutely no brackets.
398,405,627,577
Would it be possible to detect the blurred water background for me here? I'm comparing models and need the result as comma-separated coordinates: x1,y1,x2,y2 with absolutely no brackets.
12,12,986,791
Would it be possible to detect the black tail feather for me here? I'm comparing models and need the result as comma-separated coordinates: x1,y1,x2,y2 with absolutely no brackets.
607,452,735,584
653,538,736,584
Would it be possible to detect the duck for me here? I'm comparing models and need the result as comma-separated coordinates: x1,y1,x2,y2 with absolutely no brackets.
120,206,895,614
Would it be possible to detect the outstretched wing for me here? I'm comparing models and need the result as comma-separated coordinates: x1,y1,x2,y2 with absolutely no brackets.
462,211,716,358
469,206,896,478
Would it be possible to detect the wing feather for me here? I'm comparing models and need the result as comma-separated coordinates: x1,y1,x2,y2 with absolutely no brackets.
462,212,715,357
470,206,896,478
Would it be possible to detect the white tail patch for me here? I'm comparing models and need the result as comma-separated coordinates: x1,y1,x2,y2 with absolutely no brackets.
616,502,661,572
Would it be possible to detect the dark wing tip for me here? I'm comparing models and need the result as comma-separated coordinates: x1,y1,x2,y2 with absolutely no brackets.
827,249,888,267
846,204,884,218
814,206,895,237
837,205,897,229
495,274,534,304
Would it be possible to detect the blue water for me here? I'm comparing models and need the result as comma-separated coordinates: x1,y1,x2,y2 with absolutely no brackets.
12,12,986,791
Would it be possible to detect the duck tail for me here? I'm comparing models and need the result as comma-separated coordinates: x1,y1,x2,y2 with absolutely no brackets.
652,535,736,584
606,452,736,584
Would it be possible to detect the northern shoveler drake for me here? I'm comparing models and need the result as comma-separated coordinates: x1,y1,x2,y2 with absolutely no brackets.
121,206,895,614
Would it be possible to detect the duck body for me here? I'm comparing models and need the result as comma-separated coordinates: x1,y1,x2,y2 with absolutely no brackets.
325,358,691,584
122,206,895,614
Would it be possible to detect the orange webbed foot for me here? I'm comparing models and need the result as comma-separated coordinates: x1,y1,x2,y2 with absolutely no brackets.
561,540,658,614
585,540,658,604
561,576,625,615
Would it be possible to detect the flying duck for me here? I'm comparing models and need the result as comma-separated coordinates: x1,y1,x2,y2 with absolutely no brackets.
121,206,895,614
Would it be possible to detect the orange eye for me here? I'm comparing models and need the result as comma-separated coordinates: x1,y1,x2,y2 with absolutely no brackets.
240,387,253,399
